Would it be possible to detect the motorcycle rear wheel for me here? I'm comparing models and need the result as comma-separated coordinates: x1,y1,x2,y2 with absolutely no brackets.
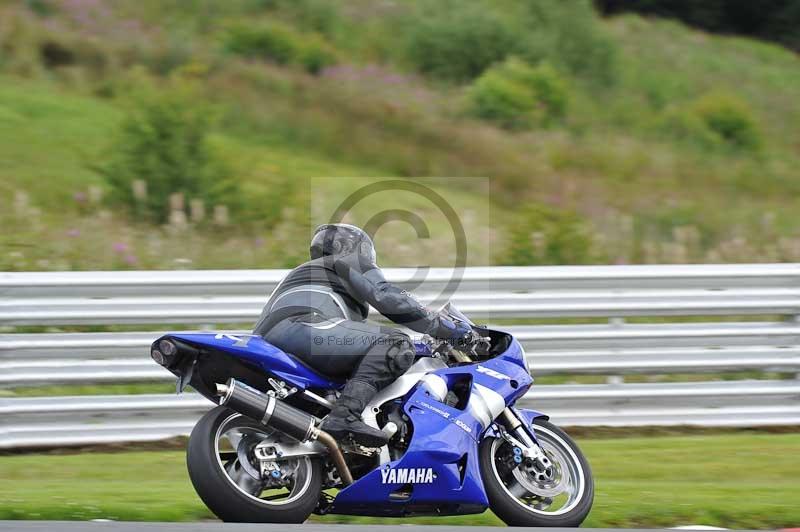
480,418,594,527
187,405,322,523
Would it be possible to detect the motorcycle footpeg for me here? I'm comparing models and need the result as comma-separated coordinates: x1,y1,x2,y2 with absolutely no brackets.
339,438,380,456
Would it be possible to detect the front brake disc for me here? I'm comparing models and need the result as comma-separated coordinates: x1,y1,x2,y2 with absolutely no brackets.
512,456,568,498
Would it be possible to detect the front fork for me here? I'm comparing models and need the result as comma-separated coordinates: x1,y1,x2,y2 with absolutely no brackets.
448,344,549,467
497,408,552,471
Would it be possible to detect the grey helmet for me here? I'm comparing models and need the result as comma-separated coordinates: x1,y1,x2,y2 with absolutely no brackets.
310,223,377,263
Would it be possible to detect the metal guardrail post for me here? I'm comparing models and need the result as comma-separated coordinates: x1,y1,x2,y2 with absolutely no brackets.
606,317,625,385
794,315,800,381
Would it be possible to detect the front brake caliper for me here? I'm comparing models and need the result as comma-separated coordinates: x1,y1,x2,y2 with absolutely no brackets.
497,423,550,469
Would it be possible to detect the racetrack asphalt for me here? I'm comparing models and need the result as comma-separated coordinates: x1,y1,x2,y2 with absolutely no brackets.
0,523,764,532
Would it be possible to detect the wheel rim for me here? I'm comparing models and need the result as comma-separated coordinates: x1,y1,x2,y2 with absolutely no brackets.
489,425,585,516
214,412,314,506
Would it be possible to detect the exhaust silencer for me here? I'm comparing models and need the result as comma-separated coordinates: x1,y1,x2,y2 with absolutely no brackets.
216,378,353,486
217,378,316,442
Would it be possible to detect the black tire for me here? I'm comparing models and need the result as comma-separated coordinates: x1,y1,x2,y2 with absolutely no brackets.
479,418,594,527
186,405,322,523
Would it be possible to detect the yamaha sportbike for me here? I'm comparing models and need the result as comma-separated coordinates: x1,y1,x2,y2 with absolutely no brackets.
151,303,593,526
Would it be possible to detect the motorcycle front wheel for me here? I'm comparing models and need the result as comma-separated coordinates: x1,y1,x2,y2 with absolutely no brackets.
480,418,594,527
187,405,322,523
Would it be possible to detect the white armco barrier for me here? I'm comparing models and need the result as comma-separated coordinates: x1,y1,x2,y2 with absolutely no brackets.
1,264,799,448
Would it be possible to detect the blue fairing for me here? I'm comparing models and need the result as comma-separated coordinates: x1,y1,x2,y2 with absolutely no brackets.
170,328,549,516
170,332,342,390
331,400,487,515
331,337,534,515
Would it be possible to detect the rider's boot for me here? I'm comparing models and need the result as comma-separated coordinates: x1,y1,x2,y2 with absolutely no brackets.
320,379,389,447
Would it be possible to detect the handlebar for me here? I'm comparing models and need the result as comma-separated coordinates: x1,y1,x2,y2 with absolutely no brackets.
427,330,492,364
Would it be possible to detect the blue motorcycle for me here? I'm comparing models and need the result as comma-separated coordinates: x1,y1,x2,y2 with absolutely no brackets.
151,303,593,526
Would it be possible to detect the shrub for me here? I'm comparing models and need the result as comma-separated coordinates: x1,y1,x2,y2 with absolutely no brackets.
468,70,536,129
223,21,297,65
222,21,336,74
404,0,616,85
516,0,618,85
98,74,238,223
468,58,569,129
659,108,723,148
296,34,337,74
0,9,113,79
691,91,762,150
503,204,593,265
507,60,569,122
660,91,762,151
24,0,55,17
405,2,516,82
267,0,341,37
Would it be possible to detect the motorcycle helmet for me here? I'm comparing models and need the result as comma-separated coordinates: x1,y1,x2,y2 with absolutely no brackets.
310,223,377,263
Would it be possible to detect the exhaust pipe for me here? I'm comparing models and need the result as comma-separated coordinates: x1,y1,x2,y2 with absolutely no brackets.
215,378,353,486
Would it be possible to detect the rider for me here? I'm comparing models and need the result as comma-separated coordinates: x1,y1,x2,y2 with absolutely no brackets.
253,223,472,447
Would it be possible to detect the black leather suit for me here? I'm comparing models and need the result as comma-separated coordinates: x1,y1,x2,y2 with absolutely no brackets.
253,251,464,390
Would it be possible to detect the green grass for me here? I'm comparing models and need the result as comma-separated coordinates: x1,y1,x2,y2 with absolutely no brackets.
0,76,121,210
0,72,375,209
3,370,792,398
0,73,506,271
1,433,798,528
0,382,176,398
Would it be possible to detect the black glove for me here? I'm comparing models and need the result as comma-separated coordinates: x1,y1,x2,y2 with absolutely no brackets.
439,316,472,348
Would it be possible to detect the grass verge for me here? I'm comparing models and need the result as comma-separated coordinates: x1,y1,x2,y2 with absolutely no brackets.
1,432,798,528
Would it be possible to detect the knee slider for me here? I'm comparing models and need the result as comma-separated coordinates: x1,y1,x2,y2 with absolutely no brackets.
385,333,415,376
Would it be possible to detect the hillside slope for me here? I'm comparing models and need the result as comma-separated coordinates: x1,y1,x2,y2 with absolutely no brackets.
0,1,798,270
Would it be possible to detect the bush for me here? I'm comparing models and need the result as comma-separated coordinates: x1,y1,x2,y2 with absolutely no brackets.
0,8,113,80
659,108,723,148
222,21,336,74
660,91,762,151
516,0,618,85
295,34,337,74
223,21,297,65
691,91,762,150
468,58,569,129
98,74,238,223
405,2,516,82
266,0,341,37
24,0,55,17
503,204,593,265
405,0,617,85
468,71,535,129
